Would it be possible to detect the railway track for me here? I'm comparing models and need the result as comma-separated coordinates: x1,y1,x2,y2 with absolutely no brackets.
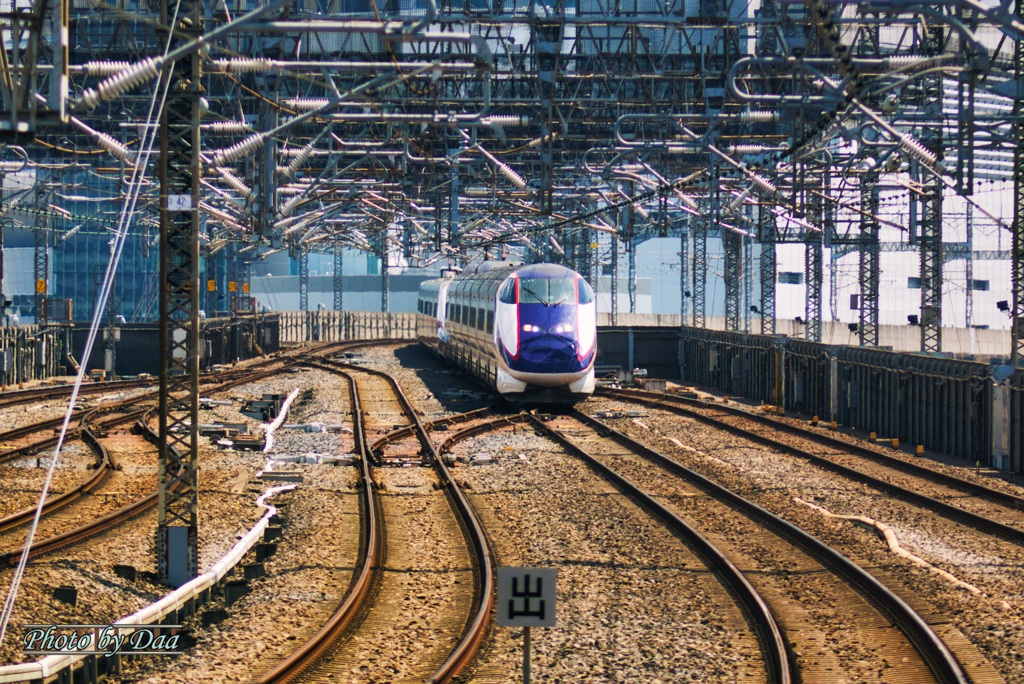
0,414,112,539
0,409,175,567
0,340,387,459
257,358,492,684
255,364,382,684
437,409,792,683
526,408,969,684
597,388,1024,546
0,350,369,567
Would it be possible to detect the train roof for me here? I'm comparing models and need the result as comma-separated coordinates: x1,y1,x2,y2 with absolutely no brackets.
514,263,578,279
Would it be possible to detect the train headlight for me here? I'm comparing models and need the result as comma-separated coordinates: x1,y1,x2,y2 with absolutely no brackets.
552,324,574,334
522,324,540,333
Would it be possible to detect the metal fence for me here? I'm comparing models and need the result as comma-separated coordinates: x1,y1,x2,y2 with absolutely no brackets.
278,311,417,344
1009,369,1024,475
679,326,1015,473
0,325,64,385
204,315,281,365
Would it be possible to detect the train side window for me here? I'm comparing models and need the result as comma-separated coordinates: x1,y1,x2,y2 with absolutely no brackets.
486,310,494,331
498,278,517,304
469,307,477,328
578,278,594,304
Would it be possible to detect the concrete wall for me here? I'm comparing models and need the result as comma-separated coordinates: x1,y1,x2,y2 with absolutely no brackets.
600,314,1013,359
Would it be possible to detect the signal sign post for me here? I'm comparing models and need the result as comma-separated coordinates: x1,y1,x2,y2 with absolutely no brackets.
497,567,557,684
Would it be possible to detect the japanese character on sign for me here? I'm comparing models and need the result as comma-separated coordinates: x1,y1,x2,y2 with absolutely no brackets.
497,567,557,627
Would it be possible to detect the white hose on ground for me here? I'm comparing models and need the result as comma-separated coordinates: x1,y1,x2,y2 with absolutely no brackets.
263,388,302,454
794,497,983,595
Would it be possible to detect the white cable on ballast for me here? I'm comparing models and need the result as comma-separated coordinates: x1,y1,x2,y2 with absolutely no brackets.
0,1,185,647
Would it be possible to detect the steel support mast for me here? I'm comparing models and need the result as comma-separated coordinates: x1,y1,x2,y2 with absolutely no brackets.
858,178,880,346
724,226,742,332
1013,0,1024,365
918,25,944,353
298,245,308,311
333,245,343,311
157,0,202,588
804,188,823,343
758,205,776,335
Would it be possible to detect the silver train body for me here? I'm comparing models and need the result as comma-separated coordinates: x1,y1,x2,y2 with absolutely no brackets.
417,262,597,403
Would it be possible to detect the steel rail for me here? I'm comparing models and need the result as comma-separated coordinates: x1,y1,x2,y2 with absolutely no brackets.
0,361,307,465
0,356,354,566
0,411,174,567
602,387,1024,511
523,413,792,684
255,365,382,684
563,408,969,684
365,405,496,456
311,358,495,684
0,411,115,536
435,413,532,456
0,337,366,422
600,389,1024,547
0,377,158,410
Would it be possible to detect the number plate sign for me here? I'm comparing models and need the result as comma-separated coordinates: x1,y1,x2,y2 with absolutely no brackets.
167,194,192,212
497,567,557,627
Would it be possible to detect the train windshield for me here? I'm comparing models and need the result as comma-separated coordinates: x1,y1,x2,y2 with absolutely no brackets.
518,277,576,306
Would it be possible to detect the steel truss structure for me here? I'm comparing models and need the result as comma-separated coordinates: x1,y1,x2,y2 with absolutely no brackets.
0,0,1018,360
156,0,202,587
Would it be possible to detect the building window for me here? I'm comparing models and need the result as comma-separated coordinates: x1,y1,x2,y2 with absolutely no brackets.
908,277,921,289
972,280,990,291
778,272,803,285
850,294,860,310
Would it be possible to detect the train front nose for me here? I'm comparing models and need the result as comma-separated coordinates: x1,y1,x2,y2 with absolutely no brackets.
517,334,582,373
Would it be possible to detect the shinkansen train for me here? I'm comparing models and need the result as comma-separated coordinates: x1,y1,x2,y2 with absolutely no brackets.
417,262,597,403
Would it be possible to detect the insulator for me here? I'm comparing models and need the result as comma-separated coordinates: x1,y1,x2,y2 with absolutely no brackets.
483,115,529,126
84,61,132,76
282,98,331,111
495,159,527,189
676,193,699,211
285,145,315,178
212,167,252,199
729,145,773,155
94,131,137,167
211,58,273,73
202,121,252,134
548,236,564,256
79,57,162,110
898,134,938,167
278,193,305,218
885,56,933,69
749,172,779,197
0,161,24,172
524,132,558,149
210,133,267,167
200,202,244,229
739,110,778,123
728,187,752,213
